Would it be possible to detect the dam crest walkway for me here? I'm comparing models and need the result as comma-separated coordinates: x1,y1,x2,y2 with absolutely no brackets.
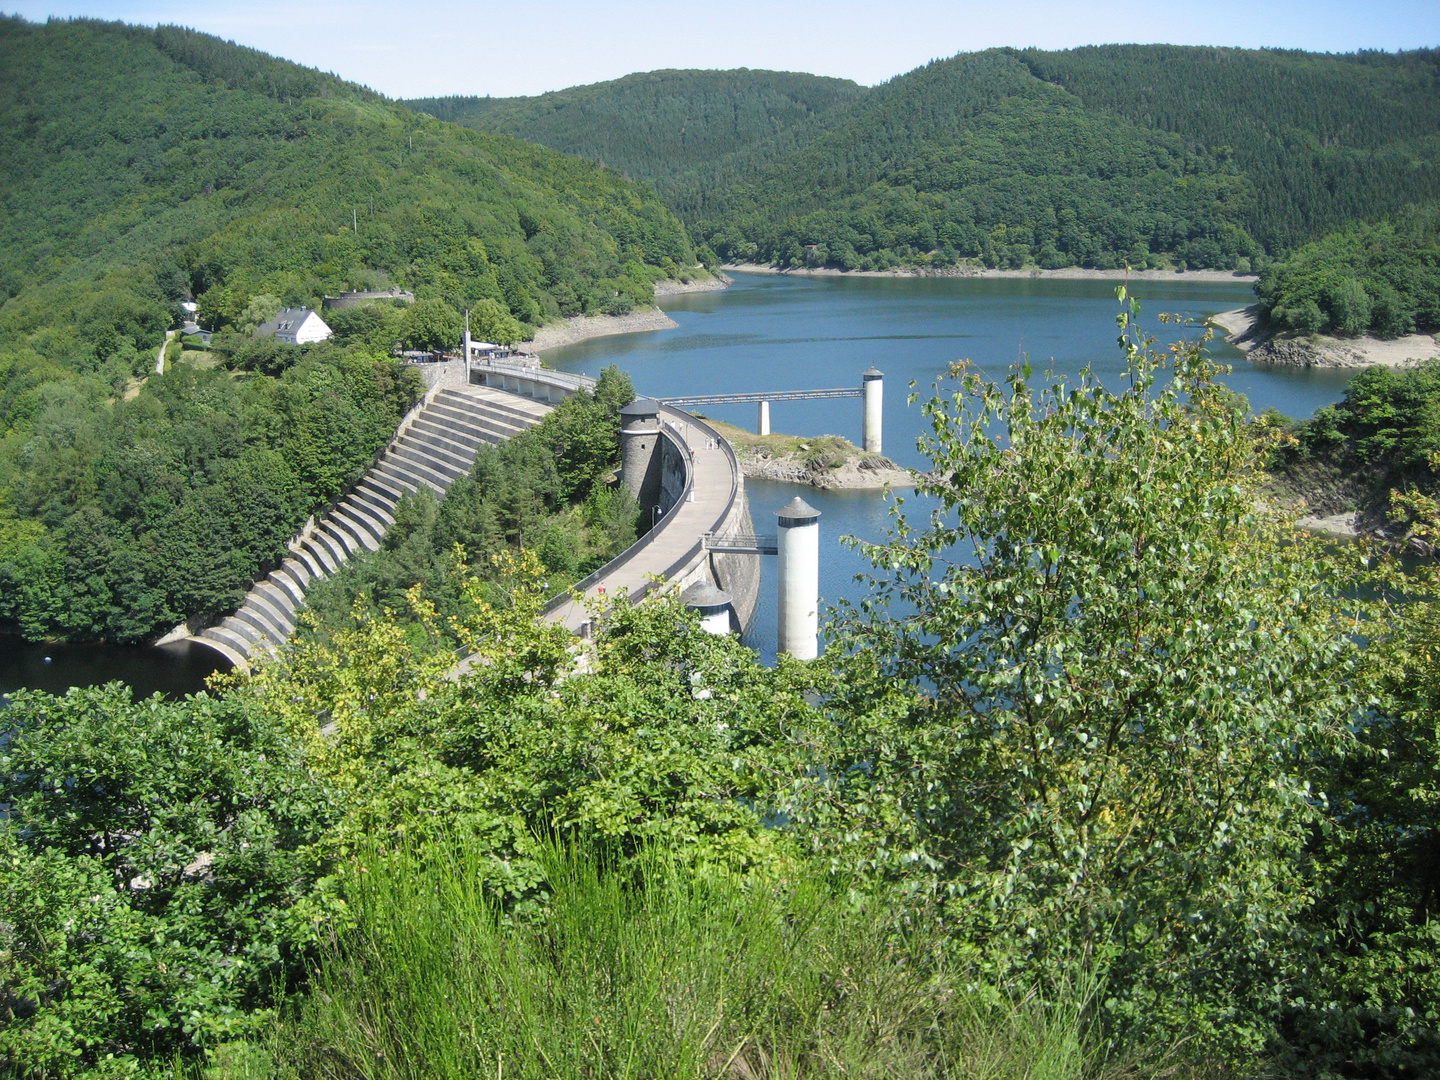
192,362,752,671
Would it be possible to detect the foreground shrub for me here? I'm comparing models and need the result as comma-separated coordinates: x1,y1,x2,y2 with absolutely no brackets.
280,834,1095,1080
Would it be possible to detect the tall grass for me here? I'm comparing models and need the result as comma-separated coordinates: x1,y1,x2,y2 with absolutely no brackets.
277,835,1095,1080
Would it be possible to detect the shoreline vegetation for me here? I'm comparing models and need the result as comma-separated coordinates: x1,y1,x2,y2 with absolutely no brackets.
723,262,1258,283
521,271,731,354
1210,305,1440,368
703,419,915,490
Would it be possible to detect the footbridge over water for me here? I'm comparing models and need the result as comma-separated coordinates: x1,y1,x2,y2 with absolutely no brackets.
662,367,885,453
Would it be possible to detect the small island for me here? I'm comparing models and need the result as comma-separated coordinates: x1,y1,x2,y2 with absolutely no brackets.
700,418,914,490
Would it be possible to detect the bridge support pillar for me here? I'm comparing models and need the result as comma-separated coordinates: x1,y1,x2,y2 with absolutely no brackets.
863,368,883,454
776,496,821,660
757,399,770,436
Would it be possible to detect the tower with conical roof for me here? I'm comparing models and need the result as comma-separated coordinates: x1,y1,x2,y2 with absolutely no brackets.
776,496,821,659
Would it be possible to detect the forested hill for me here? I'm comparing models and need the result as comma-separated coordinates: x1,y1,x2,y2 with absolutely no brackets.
1011,45,1440,251
692,49,1258,271
0,16,695,373
0,17,695,644
407,68,864,206
418,45,1440,272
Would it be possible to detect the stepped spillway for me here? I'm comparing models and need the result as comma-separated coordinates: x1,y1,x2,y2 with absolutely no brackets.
193,384,553,668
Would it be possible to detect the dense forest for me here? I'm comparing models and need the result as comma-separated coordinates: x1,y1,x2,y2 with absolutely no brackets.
409,68,865,212
7,308,1440,1077
1256,206,1440,337
1011,45,1440,251
0,344,418,642
419,45,1440,271
0,16,698,643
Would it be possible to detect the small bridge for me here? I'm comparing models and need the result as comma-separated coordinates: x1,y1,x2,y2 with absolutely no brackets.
661,368,884,448
703,532,778,555
663,387,862,406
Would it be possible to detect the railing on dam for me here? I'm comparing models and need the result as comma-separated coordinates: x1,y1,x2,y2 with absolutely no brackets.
470,360,595,401
543,405,743,624
461,364,748,632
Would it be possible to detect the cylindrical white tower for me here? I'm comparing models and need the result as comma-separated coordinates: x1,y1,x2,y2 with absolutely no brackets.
682,580,734,636
862,367,883,454
757,399,771,436
776,496,821,660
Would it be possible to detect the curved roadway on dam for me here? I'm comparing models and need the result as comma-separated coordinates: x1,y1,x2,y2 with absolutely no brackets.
541,403,746,634
191,361,756,672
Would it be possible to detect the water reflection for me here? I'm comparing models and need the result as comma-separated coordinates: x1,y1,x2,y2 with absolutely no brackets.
1,638,230,702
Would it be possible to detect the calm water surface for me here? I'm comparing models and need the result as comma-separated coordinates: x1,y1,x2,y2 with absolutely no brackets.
1,638,231,703
11,273,1360,688
546,272,1356,661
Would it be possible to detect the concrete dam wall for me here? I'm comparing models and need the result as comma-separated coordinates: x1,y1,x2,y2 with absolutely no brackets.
193,361,761,672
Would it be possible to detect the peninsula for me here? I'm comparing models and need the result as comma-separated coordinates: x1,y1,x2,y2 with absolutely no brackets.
1211,305,1440,368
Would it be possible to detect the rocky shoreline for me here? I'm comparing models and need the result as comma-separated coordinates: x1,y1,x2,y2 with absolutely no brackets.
724,263,1257,284
654,271,731,296
522,307,679,354
707,421,915,490
519,273,730,355
1211,305,1440,368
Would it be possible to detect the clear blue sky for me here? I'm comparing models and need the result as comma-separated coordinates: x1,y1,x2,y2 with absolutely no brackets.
8,0,1439,99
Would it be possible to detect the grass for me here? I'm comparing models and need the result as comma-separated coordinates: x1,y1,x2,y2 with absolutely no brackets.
702,419,893,472
254,834,1098,1080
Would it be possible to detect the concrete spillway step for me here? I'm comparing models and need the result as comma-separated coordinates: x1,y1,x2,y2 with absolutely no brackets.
344,492,395,532
391,439,470,483
408,416,485,453
189,384,554,668
397,430,477,475
428,401,533,443
336,502,389,546
424,403,519,444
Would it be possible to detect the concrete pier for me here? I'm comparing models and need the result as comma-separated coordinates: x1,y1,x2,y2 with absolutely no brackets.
776,496,821,660
757,399,771,436
863,367,883,454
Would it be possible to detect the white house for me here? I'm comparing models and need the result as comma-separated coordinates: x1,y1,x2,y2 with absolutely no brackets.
256,307,333,345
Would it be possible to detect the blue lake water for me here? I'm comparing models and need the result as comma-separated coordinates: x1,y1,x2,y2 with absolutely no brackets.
7,271,1361,690
545,271,1356,661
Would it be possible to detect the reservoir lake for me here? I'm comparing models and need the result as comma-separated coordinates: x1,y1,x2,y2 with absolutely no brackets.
548,271,1351,662
4,271,1356,694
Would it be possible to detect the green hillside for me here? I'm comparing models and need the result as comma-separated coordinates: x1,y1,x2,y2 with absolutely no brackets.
0,16,696,642
695,50,1258,271
0,16,695,373
408,68,863,198
421,45,1440,271
1012,44,1440,251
